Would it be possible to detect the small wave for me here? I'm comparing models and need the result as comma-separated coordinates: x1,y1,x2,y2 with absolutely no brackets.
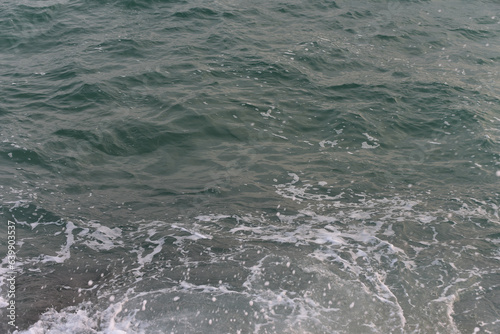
173,7,219,20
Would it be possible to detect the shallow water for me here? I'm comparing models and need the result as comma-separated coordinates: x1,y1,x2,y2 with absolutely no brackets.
1,0,500,333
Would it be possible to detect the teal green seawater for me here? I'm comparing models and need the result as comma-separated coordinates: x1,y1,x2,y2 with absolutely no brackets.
1,0,500,333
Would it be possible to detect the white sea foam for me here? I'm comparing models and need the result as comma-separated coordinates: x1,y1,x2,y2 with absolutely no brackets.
81,221,123,251
319,139,338,148
0,256,13,308
361,133,380,149
274,173,343,203
16,300,146,334
41,221,76,263
6,173,500,334
361,141,379,149
132,237,165,277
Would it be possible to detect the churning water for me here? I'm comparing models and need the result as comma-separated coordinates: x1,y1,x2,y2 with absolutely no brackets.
1,0,500,333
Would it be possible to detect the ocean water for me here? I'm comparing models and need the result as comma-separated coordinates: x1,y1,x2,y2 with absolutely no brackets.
1,0,499,333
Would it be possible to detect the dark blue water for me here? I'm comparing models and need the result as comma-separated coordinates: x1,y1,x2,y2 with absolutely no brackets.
1,0,499,333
